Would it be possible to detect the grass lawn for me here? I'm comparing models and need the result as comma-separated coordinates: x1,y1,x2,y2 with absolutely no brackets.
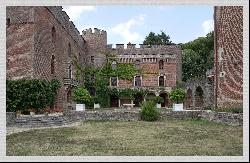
6,119,243,156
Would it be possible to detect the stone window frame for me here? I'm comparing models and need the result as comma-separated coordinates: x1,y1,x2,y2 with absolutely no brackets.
158,75,166,87
110,76,118,87
159,59,164,69
68,64,72,79
218,47,224,63
134,75,142,87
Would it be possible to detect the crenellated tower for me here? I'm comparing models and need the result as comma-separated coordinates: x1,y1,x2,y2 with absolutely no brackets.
82,28,107,67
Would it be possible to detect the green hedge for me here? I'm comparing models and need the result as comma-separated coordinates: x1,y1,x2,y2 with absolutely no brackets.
6,79,61,112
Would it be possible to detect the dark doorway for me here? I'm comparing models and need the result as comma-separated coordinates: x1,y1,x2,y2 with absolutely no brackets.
185,89,193,108
159,92,168,107
194,86,204,108
134,93,143,107
110,95,119,107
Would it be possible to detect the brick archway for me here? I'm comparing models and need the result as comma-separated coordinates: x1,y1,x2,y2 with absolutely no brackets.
185,89,193,108
194,86,204,108
159,92,168,107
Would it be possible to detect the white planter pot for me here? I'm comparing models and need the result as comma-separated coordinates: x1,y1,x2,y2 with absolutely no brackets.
173,103,184,111
156,103,161,108
94,103,100,109
76,104,85,111
30,112,35,116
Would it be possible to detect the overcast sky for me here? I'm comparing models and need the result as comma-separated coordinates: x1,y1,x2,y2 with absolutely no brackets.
63,5,214,47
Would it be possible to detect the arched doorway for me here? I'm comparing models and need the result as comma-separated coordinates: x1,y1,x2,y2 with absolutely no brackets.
110,95,119,107
159,92,168,107
194,86,204,108
134,93,143,107
185,89,193,108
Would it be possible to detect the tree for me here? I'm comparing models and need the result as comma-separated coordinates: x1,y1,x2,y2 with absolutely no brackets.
181,31,214,81
143,30,174,45
169,88,186,104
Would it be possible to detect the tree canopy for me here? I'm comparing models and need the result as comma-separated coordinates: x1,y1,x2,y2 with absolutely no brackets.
143,31,174,45
180,31,214,81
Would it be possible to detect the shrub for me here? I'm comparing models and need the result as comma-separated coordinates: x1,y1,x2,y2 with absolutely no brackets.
6,79,61,112
73,87,93,107
153,96,164,104
139,101,160,121
169,88,186,104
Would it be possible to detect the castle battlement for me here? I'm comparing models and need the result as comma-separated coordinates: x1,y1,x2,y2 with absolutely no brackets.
47,6,84,48
82,28,107,36
108,43,180,50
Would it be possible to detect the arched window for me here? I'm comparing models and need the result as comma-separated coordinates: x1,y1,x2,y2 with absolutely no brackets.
51,55,55,75
134,76,142,87
68,43,71,57
159,60,164,69
110,77,118,86
52,27,56,43
159,76,165,86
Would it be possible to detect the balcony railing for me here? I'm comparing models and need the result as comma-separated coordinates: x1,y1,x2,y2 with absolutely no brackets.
63,78,79,87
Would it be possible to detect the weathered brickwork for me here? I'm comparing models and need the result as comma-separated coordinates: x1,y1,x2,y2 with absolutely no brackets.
214,6,243,108
6,6,182,110
6,6,86,109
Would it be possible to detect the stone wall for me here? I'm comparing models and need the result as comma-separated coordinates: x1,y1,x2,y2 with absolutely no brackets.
214,6,243,108
6,110,243,128
183,77,214,109
6,7,35,80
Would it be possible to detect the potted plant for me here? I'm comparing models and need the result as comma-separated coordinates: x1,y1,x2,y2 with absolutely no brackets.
153,96,164,108
169,88,186,111
73,87,92,111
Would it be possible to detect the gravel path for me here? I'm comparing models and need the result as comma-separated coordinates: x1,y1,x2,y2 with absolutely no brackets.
6,121,81,135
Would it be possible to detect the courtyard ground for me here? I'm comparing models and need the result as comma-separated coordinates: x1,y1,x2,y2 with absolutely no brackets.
6,119,243,156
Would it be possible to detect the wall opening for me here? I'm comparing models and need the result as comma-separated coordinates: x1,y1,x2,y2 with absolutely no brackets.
159,76,165,86
194,86,204,108
159,92,168,107
159,60,164,69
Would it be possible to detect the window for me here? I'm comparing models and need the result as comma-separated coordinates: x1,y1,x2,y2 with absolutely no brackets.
68,65,72,79
91,56,94,63
134,76,142,87
6,18,10,27
51,55,55,75
135,60,140,69
159,76,165,86
110,77,118,86
52,27,56,43
68,43,71,57
159,60,164,69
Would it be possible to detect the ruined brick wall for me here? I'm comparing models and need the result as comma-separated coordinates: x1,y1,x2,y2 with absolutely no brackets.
82,28,107,67
6,6,86,109
108,44,181,90
214,6,243,108
6,6,35,80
